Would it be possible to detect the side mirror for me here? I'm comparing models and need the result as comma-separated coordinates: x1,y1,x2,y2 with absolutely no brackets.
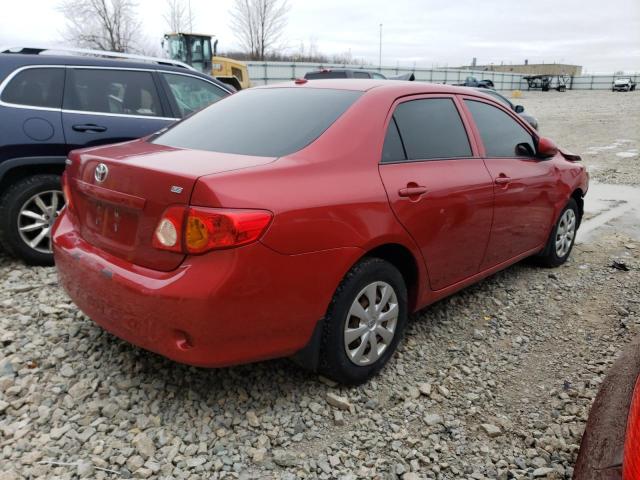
515,105,525,113
537,136,558,158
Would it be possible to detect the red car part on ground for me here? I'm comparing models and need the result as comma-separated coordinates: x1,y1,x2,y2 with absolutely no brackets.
574,341,640,480
53,80,588,384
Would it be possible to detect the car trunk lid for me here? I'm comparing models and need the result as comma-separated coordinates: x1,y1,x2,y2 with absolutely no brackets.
66,140,275,271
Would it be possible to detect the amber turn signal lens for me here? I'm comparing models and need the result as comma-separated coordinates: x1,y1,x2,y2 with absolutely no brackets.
185,216,209,250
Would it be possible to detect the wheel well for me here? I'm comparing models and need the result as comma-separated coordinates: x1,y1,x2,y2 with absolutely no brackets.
0,164,64,197
571,188,585,227
364,243,419,311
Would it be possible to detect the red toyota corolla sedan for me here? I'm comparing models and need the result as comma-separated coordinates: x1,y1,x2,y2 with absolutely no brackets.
53,80,588,384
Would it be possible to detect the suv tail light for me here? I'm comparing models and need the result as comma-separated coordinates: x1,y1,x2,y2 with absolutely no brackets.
623,375,640,479
153,206,272,254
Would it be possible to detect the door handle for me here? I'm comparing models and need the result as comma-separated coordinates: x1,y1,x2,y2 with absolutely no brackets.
494,175,511,185
398,186,428,197
72,124,107,133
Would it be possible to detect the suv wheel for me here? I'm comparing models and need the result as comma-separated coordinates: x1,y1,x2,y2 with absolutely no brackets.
318,258,408,385
0,174,64,266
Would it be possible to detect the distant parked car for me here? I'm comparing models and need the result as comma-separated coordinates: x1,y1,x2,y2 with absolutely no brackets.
612,78,637,92
304,68,415,81
54,80,588,385
573,340,640,479
471,87,539,130
0,46,232,265
454,76,494,89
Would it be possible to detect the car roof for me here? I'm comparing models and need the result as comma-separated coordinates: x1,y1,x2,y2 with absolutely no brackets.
307,68,377,74
0,53,225,83
260,79,484,95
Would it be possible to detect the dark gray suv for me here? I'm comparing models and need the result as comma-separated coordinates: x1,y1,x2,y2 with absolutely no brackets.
0,47,232,265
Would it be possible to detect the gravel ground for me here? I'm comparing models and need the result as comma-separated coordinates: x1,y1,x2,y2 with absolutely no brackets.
1,90,640,480
518,89,640,185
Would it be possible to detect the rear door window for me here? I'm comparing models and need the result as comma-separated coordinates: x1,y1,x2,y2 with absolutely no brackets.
64,69,163,117
162,73,227,117
381,117,407,163
464,99,535,157
1,67,64,108
153,88,362,157
391,98,472,161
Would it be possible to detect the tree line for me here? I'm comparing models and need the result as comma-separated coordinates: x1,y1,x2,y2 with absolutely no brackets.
56,0,360,63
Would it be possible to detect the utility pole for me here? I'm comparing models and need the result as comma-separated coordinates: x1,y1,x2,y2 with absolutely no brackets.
379,23,383,69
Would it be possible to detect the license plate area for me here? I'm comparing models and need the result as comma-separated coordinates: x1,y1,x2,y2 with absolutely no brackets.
85,200,138,246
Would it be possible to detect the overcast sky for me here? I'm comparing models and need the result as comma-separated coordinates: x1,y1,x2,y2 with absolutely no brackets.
1,0,638,73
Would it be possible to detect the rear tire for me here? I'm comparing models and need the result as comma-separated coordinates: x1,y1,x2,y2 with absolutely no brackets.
535,198,579,268
318,258,408,385
0,174,63,266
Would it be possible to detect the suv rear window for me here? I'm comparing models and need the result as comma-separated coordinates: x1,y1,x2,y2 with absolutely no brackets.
153,88,362,157
1,67,64,108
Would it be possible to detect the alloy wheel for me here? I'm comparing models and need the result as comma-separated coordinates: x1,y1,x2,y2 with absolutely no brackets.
17,190,65,254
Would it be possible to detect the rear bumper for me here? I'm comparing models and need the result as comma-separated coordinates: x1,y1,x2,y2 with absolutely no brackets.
53,212,361,367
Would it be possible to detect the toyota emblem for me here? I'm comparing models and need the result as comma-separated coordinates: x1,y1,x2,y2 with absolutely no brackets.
94,163,109,182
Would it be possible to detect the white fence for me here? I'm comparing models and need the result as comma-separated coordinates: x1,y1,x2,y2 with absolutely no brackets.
570,74,640,90
246,61,639,91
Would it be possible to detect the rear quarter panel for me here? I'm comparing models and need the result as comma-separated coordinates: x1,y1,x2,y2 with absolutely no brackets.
190,86,429,303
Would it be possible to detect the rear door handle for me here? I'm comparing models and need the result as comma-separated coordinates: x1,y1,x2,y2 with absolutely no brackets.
398,186,428,197
494,176,511,185
72,124,107,133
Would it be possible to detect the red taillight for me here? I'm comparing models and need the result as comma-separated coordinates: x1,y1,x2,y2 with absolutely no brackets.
61,171,73,213
153,206,272,254
623,375,640,480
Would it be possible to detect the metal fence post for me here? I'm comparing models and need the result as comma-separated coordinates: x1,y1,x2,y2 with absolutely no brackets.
264,63,268,85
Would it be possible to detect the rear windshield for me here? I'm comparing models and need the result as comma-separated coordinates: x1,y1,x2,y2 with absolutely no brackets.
153,87,362,157
305,71,348,79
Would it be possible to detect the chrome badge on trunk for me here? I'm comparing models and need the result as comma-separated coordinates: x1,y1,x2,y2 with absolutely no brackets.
94,163,109,183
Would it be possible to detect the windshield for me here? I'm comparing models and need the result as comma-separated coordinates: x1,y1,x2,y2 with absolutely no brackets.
484,91,513,109
165,36,186,63
153,88,363,157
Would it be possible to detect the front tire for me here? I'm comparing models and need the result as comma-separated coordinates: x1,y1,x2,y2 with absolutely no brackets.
318,258,408,385
0,174,64,266
535,198,579,267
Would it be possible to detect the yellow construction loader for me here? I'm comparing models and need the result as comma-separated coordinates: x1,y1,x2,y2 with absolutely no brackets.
163,33,250,90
